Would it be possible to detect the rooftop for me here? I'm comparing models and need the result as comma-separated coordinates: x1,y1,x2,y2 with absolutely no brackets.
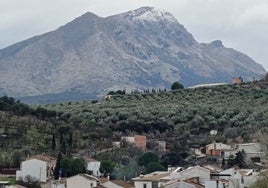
26,154,56,162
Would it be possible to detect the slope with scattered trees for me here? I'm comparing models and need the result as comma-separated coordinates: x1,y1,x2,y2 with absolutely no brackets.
0,82,268,180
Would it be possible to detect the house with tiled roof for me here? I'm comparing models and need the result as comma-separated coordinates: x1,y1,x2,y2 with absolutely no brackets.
235,143,265,161
206,142,232,158
84,157,101,177
163,178,205,188
100,178,134,188
16,154,56,183
132,166,211,188
121,135,147,151
67,174,100,188
132,171,171,188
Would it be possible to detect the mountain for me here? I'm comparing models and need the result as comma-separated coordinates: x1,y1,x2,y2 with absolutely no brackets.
0,7,265,103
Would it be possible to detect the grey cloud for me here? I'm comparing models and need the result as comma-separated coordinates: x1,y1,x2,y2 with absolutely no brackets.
0,0,267,69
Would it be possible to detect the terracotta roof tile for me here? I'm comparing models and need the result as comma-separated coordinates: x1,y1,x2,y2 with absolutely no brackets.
79,174,99,181
133,172,171,181
84,157,100,162
27,154,56,162
111,180,134,188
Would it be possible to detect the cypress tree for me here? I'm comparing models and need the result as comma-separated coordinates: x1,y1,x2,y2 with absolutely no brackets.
54,152,62,180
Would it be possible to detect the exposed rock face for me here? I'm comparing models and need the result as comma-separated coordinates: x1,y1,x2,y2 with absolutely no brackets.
0,7,265,102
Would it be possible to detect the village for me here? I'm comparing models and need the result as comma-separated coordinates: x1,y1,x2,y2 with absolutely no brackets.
0,131,267,188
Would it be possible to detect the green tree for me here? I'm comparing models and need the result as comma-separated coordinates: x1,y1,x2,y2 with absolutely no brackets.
60,157,86,177
12,151,22,167
52,134,56,152
60,158,71,177
100,160,115,176
145,162,166,174
160,151,186,168
138,152,159,167
234,150,247,168
70,158,86,175
53,152,62,180
222,158,226,169
171,81,184,90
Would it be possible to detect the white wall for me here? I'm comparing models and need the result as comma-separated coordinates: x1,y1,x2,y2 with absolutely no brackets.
205,181,224,188
16,159,47,182
163,181,196,188
102,181,123,188
121,137,135,143
67,175,97,188
134,181,152,188
180,167,210,184
87,161,101,177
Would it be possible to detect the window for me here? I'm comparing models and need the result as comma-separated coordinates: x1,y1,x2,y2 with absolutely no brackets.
143,183,147,188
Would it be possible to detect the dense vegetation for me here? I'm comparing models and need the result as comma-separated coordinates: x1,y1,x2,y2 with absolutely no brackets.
44,83,268,144
0,83,268,180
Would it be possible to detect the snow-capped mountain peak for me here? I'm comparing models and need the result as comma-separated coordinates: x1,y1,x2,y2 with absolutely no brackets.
124,6,178,23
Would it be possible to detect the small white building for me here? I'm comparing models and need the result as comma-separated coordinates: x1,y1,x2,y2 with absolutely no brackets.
16,154,56,183
206,143,232,157
50,178,67,188
162,177,205,188
67,174,99,188
207,168,242,188
236,143,265,159
177,166,210,184
132,171,171,188
84,157,101,177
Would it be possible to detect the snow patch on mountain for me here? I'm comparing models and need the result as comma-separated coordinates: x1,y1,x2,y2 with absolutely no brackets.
125,6,177,23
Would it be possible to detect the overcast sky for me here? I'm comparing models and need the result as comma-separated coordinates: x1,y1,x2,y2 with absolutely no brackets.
1,0,268,70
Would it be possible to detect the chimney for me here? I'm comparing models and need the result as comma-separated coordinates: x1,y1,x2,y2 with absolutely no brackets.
168,165,172,172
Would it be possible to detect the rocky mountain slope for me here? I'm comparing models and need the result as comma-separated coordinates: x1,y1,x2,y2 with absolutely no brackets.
0,7,265,103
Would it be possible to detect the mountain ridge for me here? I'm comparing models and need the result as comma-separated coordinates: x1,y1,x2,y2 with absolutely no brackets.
0,7,266,103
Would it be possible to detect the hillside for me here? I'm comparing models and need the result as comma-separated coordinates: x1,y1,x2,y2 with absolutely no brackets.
0,7,265,103
0,82,268,168
44,83,268,137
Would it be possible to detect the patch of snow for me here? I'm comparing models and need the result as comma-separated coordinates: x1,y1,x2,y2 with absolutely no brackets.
126,7,177,23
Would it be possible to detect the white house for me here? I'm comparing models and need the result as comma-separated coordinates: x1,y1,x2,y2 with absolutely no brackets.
206,143,232,157
177,166,211,184
162,178,205,188
207,168,242,188
51,178,67,188
132,171,171,188
132,166,210,188
16,154,56,183
236,168,260,188
236,143,265,159
66,174,99,188
84,157,101,177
